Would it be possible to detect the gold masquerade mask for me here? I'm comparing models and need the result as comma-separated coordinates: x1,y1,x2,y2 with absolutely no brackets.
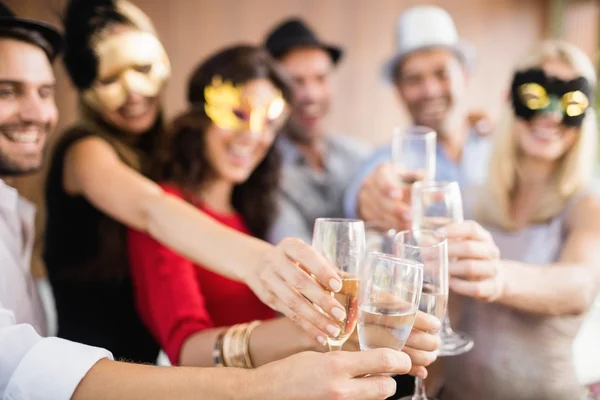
511,68,592,127
204,76,287,134
83,30,171,111
518,83,589,117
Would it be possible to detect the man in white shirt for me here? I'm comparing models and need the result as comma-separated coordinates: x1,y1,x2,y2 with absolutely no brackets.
0,3,439,399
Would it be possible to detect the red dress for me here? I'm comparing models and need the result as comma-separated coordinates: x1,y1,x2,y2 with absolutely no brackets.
128,184,276,364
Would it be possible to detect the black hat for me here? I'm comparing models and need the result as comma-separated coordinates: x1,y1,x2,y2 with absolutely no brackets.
0,1,63,60
62,0,130,90
264,18,343,64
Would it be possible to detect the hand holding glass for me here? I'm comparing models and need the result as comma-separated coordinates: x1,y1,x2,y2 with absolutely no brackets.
411,181,474,356
312,218,365,351
357,252,423,352
396,229,448,400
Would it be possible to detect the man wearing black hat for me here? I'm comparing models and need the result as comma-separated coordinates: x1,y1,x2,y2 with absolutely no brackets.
0,0,62,337
0,3,116,398
0,4,427,399
265,18,369,244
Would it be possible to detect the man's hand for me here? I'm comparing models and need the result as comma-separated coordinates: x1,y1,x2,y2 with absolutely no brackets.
357,163,411,230
253,349,412,400
344,311,440,378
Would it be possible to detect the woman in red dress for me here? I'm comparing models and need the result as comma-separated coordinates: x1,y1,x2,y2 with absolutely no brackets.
128,45,329,367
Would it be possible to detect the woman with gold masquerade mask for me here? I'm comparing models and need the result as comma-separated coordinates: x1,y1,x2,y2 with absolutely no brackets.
128,45,326,368
439,41,600,400
43,0,371,364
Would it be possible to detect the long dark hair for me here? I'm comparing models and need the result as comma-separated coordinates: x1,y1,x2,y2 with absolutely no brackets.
156,45,292,239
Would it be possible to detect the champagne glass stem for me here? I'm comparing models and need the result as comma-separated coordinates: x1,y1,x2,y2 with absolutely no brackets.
441,315,455,335
412,377,428,400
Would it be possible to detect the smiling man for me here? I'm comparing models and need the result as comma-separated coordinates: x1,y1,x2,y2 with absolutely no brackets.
0,55,55,176
0,2,60,335
264,18,370,244
344,6,492,231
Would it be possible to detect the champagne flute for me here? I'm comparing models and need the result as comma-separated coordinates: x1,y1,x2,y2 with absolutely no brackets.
396,229,448,400
312,218,365,351
357,252,423,352
392,126,436,188
365,222,396,255
411,181,474,356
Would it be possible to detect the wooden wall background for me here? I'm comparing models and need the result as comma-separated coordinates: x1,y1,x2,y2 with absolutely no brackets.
4,0,599,276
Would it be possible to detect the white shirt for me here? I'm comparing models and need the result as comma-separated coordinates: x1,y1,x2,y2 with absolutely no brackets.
0,302,113,400
0,179,46,335
0,179,113,399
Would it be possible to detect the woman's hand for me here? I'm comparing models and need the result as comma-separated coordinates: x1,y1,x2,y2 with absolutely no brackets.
240,237,346,345
251,349,412,400
402,311,441,377
440,221,503,302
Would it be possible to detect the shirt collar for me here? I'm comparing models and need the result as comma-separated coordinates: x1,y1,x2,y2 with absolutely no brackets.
277,134,333,168
0,179,19,212
277,135,304,166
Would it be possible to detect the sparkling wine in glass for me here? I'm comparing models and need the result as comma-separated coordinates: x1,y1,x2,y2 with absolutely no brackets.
411,181,474,357
312,218,365,351
396,229,448,400
357,252,423,352
392,126,436,189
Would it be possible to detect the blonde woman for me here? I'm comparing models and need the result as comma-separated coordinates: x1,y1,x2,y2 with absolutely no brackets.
438,40,600,400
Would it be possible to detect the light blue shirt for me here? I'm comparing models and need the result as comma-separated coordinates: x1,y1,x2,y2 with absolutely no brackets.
343,132,492,217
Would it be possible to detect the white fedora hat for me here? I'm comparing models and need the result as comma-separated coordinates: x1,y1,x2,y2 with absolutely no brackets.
383,6,476,82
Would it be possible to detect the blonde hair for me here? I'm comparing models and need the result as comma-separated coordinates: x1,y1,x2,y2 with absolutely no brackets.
477,40,598,230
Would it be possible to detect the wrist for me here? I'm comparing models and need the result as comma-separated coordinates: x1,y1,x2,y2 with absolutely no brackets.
496,260,511,303
223,369,257,400
287,318,325,352
239,367,271,400
236,238,271,283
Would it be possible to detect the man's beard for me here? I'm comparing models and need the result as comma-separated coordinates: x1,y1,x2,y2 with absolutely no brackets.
410,96,453,133
0,122,48,176
284,101,329,144
284,117,312,144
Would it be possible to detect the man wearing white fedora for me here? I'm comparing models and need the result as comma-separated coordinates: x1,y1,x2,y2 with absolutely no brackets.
344,6,491,231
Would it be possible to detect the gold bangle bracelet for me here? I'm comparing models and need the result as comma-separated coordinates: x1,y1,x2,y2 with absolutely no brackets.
222,324,240,367
243,320,262,369
231,324,247,368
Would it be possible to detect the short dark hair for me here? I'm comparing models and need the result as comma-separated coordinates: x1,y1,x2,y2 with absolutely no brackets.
0,26,53,60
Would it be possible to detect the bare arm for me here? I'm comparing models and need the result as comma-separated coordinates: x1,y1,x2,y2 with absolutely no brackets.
179,318,324,367
73,349,413,400
497,194,600,316
62,137,343,340
447,197,600,316
63,137,267,280
71,359,249,400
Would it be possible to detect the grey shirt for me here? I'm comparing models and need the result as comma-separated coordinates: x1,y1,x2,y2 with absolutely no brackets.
269,134,370,244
